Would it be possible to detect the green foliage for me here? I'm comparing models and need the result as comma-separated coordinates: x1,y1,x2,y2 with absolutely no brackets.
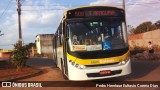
155,20,160,29
133,21,156,34
130,46,145,55
25,43,36,48
129,28,136,35
11,43,29,69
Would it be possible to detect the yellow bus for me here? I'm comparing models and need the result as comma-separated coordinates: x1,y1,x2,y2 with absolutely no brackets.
53,6,131,80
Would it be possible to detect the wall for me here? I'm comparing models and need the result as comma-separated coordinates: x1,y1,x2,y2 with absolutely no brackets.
40,34,54,54
36,35,41,54
36,34,54,54
128,29,160,50
0,52,11,60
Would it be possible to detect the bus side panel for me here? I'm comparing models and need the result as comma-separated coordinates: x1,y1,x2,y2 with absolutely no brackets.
57,46,63,70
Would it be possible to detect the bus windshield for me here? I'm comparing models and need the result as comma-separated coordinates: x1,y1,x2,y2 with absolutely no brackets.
67,18,127,52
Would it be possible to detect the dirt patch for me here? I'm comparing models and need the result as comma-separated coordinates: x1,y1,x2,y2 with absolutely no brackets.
131,51,160,61
0,61,41,81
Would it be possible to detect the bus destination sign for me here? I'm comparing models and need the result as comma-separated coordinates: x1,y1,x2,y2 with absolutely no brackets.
67,10,123,18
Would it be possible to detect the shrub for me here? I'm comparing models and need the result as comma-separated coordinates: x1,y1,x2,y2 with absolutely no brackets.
153,45,160,52
11,43,29,70
130,46,145,55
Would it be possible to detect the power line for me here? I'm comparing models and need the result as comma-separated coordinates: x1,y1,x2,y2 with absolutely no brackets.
21,9,65,11
0,0,12,20
0,0,14,31
126,1,160,6
22,4,80,7
20,1,160,11
21,1,160,7
0,24,5,30
21,0,26,5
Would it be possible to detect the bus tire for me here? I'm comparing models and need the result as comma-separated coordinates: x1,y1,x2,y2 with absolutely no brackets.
61,59,68,80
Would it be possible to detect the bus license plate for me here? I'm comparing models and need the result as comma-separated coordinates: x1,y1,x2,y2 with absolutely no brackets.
100,70,111,75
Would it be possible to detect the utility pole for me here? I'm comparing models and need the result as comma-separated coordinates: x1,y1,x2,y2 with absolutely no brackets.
17,0,22,46
122,0,126,10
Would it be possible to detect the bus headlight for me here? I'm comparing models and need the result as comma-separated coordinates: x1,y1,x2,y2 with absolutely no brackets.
121,61,126,64
69,60,86,69
119,58,130,65
79,65,86,69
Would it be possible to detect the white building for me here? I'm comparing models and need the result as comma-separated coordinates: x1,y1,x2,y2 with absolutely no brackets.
36,34,54,54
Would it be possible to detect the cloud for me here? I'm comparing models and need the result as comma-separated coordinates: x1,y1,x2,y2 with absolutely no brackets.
90,0,122,8
126,0,160,27
89,0,160,27
2,0,159,49
21,1,66,30
0,0,67,49
20,2,67,44
21,11,63,29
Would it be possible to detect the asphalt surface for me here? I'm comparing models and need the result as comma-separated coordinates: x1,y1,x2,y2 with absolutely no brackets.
25,58,160,81
1,57,159,90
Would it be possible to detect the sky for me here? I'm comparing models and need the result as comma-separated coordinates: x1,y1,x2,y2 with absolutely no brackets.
0,0,160,49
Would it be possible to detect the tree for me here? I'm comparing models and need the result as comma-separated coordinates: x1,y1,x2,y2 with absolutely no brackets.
127,25,135,35
11,43,29,71
133,21,156,34
155,20,160,29
23,43,36,50
27,43,36,48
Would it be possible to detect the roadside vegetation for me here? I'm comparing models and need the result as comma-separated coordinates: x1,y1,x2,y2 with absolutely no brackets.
0,43,41,81
129,20,160,34
130,46,145,55
10,43,29,71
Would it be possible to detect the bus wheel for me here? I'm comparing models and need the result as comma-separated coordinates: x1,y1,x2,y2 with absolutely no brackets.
61,59,68,80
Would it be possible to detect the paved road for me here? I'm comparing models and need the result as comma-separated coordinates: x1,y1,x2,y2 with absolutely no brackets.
4,57,159,90
24,57,64,81
24,58,160,81
26,57,55,68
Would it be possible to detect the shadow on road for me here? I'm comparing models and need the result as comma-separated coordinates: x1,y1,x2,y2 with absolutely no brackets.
95,60,160,81
26,58,56,68
50,59,160,82
126,60,160,80
26,57,160,82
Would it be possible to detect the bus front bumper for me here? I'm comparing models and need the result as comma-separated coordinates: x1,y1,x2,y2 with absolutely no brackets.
68,59,131,81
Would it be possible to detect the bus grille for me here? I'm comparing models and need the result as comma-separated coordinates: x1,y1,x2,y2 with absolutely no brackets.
85,62,119,67
86,70,122,77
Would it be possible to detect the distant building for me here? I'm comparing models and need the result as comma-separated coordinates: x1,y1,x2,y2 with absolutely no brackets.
36,34,54,55
0,49,12,60
28,46,37,57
